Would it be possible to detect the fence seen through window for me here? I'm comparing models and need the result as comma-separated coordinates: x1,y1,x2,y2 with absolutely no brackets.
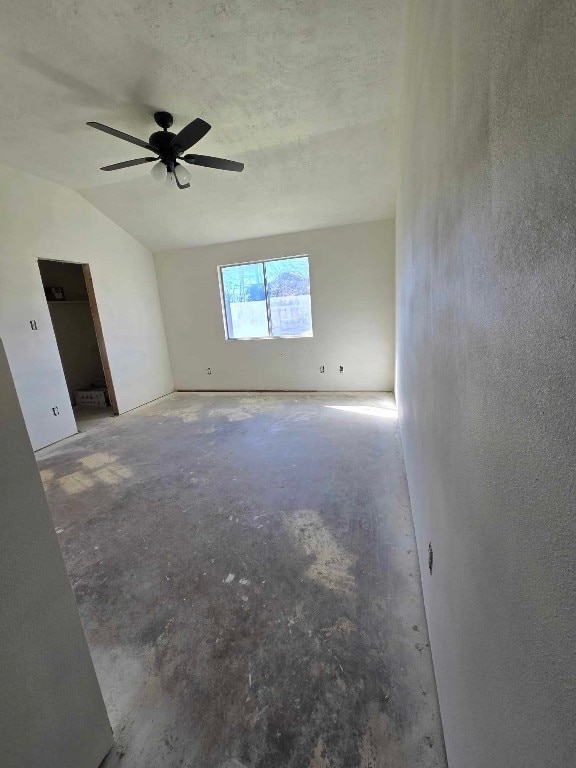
219,255,313,339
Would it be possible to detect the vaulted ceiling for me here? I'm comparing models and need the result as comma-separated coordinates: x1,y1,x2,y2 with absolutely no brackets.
0,1,403,251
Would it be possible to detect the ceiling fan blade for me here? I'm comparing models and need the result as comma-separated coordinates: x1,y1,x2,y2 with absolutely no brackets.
87,122,153,151
182,154,244,172
100,157,157,171
170,118,211,153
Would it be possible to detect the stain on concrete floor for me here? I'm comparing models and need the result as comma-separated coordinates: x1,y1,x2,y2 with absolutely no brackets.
37,392,446,768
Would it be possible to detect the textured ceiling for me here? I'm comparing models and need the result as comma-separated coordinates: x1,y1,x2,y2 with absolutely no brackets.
0,1,403,251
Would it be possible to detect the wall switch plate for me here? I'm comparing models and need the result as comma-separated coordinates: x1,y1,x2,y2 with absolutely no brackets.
339,366,344,373
320,366,325,373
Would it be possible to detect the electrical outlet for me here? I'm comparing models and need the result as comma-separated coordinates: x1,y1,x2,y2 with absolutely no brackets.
339,366,344,373
30,320,38,330
52,406,59,416
320,365,325,373
207,367,212,375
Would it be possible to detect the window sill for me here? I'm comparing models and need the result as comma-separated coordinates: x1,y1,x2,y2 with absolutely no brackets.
225,335,314,341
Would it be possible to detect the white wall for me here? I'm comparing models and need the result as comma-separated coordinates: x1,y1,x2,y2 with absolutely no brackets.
0,162,173,450
396,2,576,767
155,220,395,391
48,303,105,397
0,340,113,768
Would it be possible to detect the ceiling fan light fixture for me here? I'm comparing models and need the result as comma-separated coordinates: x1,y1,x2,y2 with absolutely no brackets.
150,161,167,183
174,163,191,185
164,170,177,190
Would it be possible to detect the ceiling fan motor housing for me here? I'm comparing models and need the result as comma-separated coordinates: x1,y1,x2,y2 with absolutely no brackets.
149,130,178,166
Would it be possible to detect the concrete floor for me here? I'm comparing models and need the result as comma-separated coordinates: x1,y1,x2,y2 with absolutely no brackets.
73,404,115,428
37,392,446,768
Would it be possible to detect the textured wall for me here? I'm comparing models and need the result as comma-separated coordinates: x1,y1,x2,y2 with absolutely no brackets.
0,340,112,768
0,162,173,450
155,220,395,391
396,2,576,767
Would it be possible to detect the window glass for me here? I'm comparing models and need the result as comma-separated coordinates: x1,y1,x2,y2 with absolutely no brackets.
219,256,312,340
221,262,269,339
265,256,312,338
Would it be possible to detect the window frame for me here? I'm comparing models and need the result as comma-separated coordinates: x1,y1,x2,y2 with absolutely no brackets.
218,254,312,341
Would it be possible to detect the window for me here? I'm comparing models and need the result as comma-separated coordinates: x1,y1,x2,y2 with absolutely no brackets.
219,255,313,340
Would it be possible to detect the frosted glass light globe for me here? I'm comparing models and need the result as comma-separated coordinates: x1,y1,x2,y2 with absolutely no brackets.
174,164,191,185
150,161,167,183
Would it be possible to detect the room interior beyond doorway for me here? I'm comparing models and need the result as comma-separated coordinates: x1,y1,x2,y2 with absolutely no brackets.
38,260,118,427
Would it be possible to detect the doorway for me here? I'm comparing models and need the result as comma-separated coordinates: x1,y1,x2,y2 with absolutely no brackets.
38,260,118,428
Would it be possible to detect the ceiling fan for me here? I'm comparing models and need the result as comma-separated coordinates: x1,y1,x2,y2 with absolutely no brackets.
87,111,244,189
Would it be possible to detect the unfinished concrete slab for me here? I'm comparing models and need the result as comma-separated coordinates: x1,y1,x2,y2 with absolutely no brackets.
37,392,446,768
